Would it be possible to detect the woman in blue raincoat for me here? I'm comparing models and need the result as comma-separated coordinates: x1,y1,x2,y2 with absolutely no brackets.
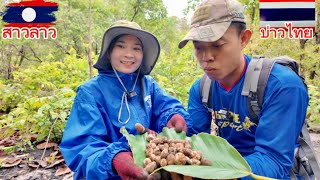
59,20,190,180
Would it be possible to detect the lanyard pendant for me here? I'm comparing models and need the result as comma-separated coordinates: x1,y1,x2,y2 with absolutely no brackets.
128,91,137,98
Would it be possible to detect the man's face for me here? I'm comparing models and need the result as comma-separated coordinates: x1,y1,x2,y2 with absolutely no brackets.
193,26,247,86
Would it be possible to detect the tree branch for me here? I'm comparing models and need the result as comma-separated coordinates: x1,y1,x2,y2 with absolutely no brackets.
131,0,141,21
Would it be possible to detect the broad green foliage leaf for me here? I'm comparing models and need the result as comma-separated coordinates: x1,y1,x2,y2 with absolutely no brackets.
121,127,148,167
160,133,252,179
121,127,275,180
158,127,186,140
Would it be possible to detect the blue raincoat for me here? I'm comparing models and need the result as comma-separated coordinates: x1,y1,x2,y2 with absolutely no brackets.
60,70,190,179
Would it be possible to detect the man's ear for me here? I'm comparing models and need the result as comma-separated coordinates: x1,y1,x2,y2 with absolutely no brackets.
240,29,252,49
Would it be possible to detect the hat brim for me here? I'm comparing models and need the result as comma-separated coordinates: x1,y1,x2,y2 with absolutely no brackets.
178,21,231,49
94,26,160,75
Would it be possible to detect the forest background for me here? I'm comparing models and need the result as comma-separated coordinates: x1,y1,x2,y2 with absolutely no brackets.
0,0,319,151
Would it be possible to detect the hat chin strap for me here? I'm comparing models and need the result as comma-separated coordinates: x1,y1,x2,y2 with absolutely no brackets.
112,65,141,124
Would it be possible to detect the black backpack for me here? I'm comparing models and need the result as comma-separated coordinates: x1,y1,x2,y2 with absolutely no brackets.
200,55,320,180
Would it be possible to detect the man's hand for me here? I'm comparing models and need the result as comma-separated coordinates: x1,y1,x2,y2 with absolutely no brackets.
113,152,149,180
166,114,187,133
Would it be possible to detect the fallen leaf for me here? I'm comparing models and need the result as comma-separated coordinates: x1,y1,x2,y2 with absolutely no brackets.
27,161,40,168
62,173,73,180
50,151,58,157
46,159,65,168
27,134,38,142
36,142,58,150
16,153,29,160
0,150,7,157
55,154,63,159
49,151,64,160
45,155,55,164
55,165,71,176
0,157,22,168
0,138,15,147
0,127,7,134
39,160,48,167
27,159,47,168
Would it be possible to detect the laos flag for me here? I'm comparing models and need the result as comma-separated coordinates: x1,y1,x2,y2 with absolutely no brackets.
2,0,58,28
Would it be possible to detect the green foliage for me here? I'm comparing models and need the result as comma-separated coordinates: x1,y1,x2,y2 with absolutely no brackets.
152,47,203,106
0,54,93,147
151,18,203,106
307,85,320,126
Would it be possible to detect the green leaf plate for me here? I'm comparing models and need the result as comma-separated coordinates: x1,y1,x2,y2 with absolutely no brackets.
121,127,276,180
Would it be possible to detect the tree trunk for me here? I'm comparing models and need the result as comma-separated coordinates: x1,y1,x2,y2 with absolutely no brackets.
6,45,13,80
309,46,319,80
250,4,256,25
316,8,320,44
299,39,308,61
88,0,94,79
18,45,25,67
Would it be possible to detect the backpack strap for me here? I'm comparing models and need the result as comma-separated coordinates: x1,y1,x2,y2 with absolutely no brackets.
299,123,320,179
242,55,275,124
290,169,298,180
200,74,213,112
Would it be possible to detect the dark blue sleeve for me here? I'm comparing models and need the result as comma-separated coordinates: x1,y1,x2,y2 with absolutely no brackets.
59,87,130,180
187,79,212,136
243,85,308,179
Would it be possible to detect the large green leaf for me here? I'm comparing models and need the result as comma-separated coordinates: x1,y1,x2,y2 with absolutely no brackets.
160,133,250,179
121,127,276,180
158,127,187,140
120,127,148,167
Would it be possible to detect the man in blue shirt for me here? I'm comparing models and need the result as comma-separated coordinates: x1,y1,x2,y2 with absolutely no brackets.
179,0,309,179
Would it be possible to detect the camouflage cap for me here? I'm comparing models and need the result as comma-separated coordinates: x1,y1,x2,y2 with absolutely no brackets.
94,20,160,75
178,0,246,49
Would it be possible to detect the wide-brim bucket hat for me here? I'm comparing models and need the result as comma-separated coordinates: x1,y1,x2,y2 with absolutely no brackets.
94,20,160,75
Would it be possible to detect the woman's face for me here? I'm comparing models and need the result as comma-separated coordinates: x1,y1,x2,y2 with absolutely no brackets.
110,34,143,74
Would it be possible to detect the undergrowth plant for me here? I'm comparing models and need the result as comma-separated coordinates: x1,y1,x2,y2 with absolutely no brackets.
307,85,320,126
0,53,94,150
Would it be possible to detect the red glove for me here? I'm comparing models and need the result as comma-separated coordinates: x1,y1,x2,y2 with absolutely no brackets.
135,123,157,135
112,152,148,180
166,114,187,133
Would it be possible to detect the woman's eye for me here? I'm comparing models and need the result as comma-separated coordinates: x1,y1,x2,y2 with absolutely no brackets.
134,47,142,51
116,44,124,48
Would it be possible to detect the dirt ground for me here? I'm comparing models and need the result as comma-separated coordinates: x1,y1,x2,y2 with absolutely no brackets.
310,133,320,159
0,147,73,180
1,133,320,180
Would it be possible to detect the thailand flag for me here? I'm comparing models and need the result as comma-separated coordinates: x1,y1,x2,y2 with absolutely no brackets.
2,0,58,28
260,0,315,29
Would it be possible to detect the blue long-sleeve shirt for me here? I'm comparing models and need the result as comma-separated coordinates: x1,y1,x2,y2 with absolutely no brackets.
187,55,308,179
59,70,190,179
